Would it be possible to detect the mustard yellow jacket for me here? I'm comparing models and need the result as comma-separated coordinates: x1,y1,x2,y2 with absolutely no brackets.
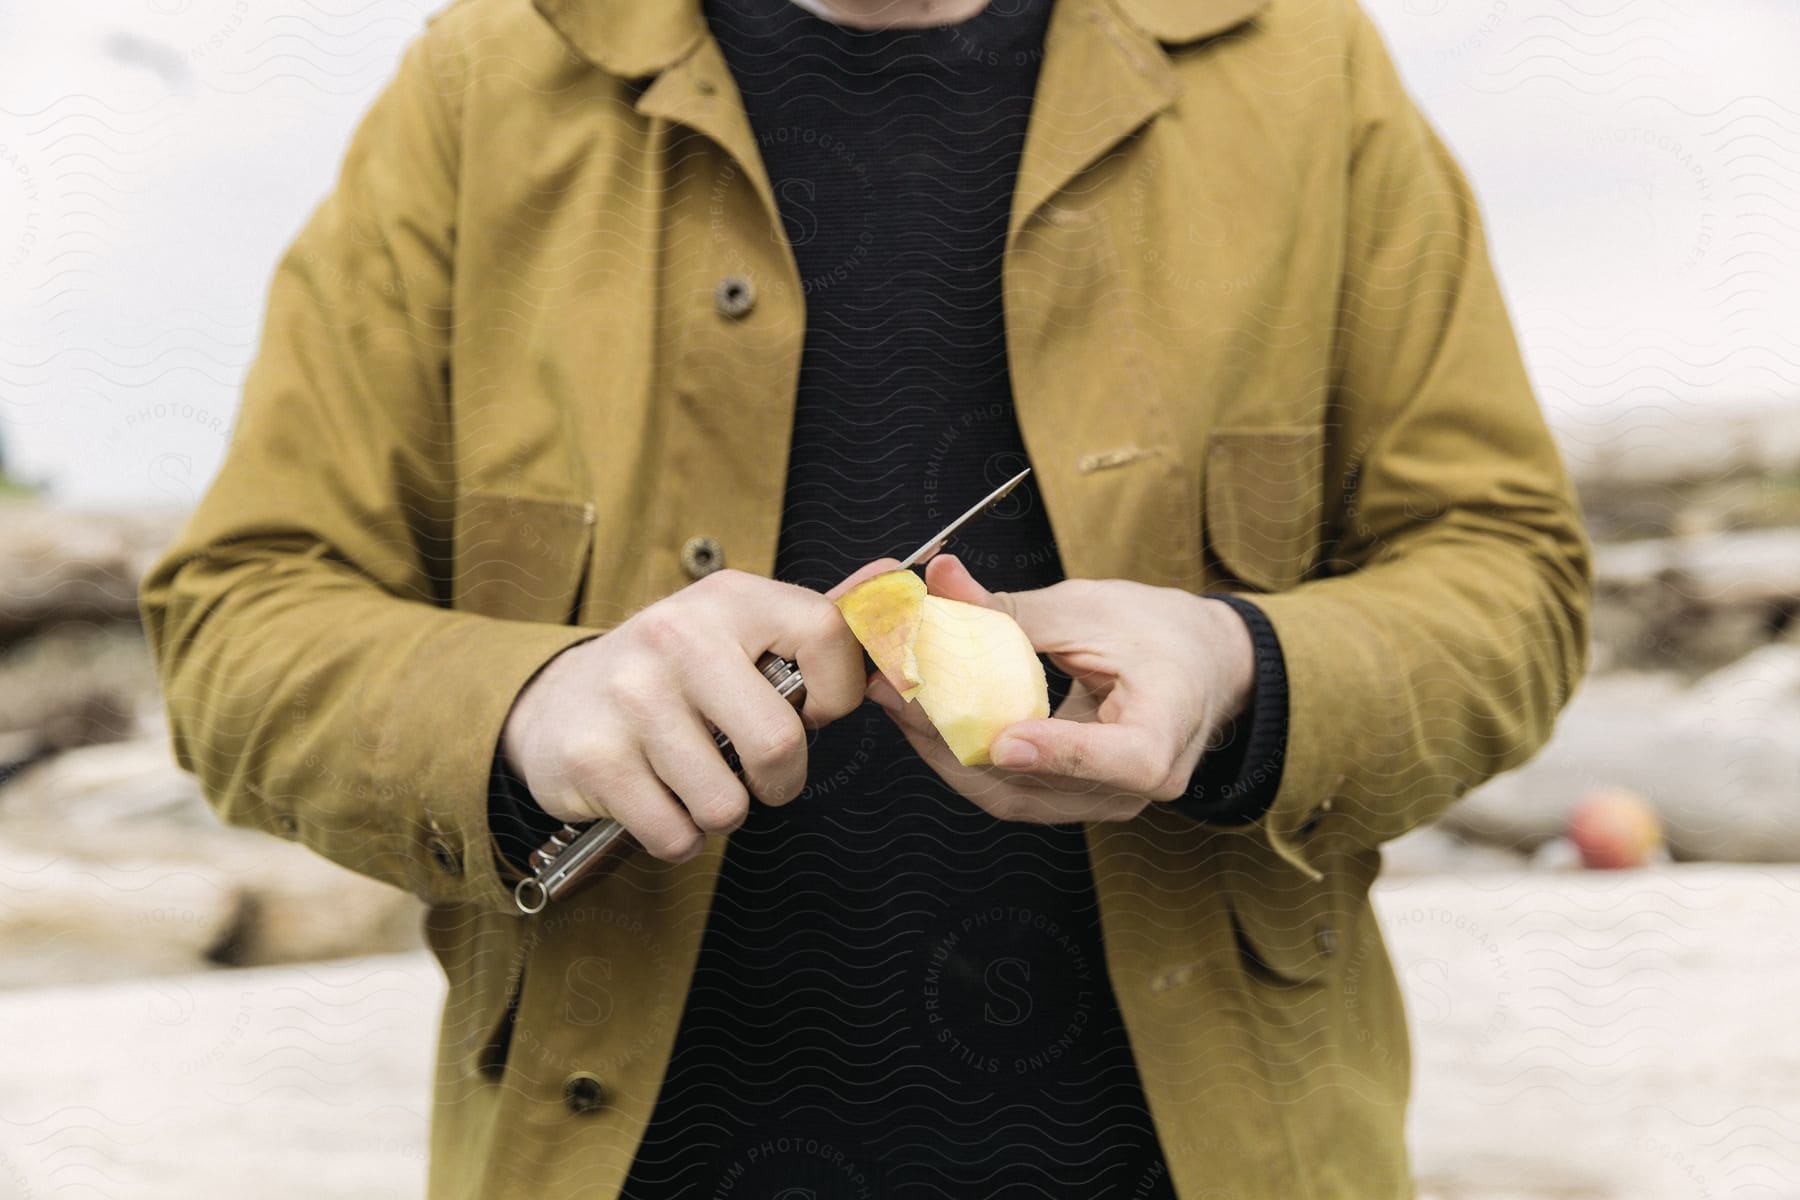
141,0,1591,1195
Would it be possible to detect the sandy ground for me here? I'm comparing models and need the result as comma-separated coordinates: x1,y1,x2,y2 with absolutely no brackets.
2,864,1796,1199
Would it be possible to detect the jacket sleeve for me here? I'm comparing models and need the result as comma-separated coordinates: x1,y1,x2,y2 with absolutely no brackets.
138,20,596,915
1226,4,1594,882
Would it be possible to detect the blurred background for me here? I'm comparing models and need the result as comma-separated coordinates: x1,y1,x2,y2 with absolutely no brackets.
1,1,1797,1197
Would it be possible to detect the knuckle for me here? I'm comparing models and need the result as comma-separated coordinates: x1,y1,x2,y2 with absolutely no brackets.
809,597,853,647
756,773,803,807
559,732,627,780
743,715,806,769
631,607,690,655
1127,751,1171,797
985,792,1027,823
1148,772,1187,804
806,680,863,724
1056,740,1090,779
604,661,668,721
688,785,749,833
1119,733,1176,796
569,748,635,801
644,824,702,862
696,567,748,597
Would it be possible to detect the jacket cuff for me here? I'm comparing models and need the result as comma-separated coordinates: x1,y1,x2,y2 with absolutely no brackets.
489,742,567,879
1168,593,1288,826
371,618,600,915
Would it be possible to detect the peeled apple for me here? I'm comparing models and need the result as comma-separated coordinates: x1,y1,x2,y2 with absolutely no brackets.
836,569,1050,766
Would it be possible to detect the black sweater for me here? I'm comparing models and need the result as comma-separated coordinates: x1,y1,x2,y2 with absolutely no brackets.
492,0,1290,1193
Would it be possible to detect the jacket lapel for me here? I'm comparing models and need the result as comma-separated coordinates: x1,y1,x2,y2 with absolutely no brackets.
1009,0,1180,241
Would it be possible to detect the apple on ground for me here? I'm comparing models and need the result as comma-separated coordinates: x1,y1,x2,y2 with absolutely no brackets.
1567,787,1664,869
836,568,1049,766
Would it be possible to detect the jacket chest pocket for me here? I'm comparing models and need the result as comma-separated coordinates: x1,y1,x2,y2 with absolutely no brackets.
452,491,596,625
1201,427,1326,593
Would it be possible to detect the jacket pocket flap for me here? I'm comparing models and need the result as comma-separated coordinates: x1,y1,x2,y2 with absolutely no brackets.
453,491,595,624
1215,830,1369,987
1225,883,1335,986
1203,427,1325,593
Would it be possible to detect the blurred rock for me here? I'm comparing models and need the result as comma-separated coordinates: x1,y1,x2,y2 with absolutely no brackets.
0,624,158,777
1442,646,1800,862
0,738,423,986
1,735,200,825
1591,528,1800,674
0,836,244,987
0,503,185,641
1563,401,1800,541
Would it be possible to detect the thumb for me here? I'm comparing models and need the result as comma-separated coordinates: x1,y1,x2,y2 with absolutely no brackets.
924,554,1086,653
922,553,1006,611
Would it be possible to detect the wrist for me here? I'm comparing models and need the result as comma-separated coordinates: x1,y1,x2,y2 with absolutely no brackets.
1198,596,1257,728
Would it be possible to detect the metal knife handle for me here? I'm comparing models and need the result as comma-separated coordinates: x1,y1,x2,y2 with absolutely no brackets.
512,650,807,914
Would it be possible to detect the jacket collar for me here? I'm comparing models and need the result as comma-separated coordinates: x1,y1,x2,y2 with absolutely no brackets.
531,0,1269,78
1112,0,1270,44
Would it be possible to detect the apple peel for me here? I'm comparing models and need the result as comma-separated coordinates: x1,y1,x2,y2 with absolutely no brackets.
837,568,1050,766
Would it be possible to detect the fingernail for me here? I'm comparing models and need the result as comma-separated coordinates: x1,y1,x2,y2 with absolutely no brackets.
992,739,1037,769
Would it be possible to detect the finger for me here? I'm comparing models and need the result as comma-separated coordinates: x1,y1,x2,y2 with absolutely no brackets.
827,557,904,601
787,601,870,729
988,716,1179,797
923,555,1097,658
865,673,937,742
1052,676,1102,723
979,785,1148,824
725,587,869,728
643,711,753,830
866,675,1000,791
921,553,997,607
867,684,1144,822
690,654,811,805
697,576,866,726
569,753,705,863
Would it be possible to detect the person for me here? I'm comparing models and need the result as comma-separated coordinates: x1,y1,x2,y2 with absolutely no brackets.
139,0,1593,1195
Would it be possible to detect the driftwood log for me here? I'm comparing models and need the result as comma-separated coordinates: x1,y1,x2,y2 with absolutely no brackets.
1590,528,1800,672
1443,646,1800,862
0,739,423,986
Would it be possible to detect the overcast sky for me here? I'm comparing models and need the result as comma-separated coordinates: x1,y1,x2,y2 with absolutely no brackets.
1,0,1795,505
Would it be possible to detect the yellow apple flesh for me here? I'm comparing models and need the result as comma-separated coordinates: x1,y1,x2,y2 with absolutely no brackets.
837,569,1049,766
836,568,927,699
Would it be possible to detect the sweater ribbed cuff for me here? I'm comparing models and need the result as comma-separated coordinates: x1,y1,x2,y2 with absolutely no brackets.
1168,592,1289,826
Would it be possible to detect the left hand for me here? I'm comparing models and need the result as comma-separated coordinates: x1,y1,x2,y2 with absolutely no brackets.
866,554,1258,824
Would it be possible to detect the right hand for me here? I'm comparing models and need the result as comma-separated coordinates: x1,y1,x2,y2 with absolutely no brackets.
499,561,899,862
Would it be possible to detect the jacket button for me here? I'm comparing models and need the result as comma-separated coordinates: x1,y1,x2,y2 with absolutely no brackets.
713,275,756,319
427,837,462,876
274,813,299,837
562,1071,606,1115
1314,922,1339,958
681,535,725,580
